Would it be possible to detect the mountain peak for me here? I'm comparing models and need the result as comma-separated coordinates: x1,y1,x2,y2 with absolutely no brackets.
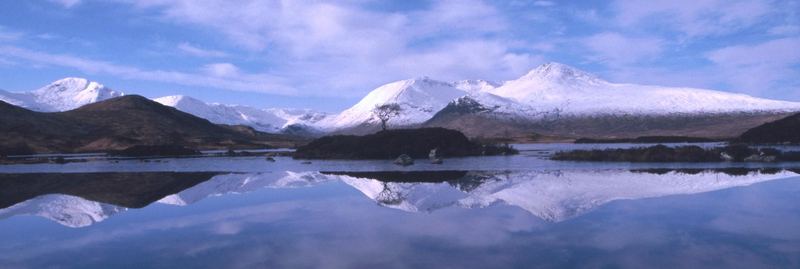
522,62,600,83
38,77,96,93
154,95,205,107
30,77,124,111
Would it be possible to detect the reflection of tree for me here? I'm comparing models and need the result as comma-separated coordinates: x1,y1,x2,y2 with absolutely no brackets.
375,182,404,205
372,103,402,131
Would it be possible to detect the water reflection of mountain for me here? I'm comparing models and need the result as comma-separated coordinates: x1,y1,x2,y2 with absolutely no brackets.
0,172,220,227
327,169,800,221
0,171,333,228
1,169,798,227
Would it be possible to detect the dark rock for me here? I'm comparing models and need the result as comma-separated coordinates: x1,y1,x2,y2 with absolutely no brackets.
737,112,800,144
394,154,414,166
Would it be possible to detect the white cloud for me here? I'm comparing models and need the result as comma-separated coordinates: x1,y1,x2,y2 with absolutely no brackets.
705,37,800,96
119,0,536,97
201,63,240,78
177,43,228,58
49,0,81,8
0,45,296,95
582,32,664,66
613,0,773,37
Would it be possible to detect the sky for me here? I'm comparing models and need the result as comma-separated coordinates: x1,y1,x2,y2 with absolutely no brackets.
0,0,798,112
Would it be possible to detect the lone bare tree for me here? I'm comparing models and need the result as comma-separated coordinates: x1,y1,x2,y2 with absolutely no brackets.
373,103,402,131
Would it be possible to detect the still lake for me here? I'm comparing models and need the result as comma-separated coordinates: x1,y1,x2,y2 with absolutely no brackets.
1,144,799,269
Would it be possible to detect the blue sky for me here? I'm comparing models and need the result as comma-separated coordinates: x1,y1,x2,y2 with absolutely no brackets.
0,0,798,111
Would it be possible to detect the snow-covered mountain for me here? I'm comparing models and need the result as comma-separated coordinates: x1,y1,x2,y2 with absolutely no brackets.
0,77,124,111
320,62,800,132
488,62,800,115
154,95,326,133
316,77,466,130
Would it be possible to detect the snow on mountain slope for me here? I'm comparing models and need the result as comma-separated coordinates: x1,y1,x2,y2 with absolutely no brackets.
32,77,124,111
0,194,125,228
489,62,800,115
154,95,327,133
0,78,124,111
316,77,467,130
452,79,501,93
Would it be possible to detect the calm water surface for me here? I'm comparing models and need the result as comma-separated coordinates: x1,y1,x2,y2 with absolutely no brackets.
1,144,799,269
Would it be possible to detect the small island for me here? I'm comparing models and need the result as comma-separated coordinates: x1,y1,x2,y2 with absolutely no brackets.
555,113,800,163
293,128,517,159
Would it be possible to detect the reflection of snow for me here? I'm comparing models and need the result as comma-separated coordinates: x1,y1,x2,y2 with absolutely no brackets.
157,171,335,206
4,169,797,228
0,194,125,228
339,170,799,222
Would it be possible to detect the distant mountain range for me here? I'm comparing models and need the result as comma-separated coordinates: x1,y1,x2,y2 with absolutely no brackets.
0,95,298,153
3,62,800,140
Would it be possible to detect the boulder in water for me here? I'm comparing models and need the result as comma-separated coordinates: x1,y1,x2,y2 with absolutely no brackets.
394,154,414,166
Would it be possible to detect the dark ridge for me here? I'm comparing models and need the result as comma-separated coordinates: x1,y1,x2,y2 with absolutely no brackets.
111,145,201,157
737,112,800,144
294,128,518,159
424,108,795,142
0,172,221,209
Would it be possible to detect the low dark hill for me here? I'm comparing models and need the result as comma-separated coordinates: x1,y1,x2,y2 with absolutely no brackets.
738,113,800,144
0,95,301,154
294,128,517,159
